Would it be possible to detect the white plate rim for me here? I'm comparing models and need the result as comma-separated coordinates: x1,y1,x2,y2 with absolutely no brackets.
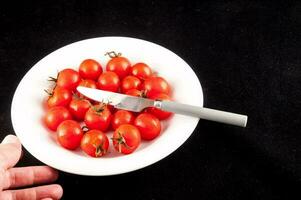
11,36,203,176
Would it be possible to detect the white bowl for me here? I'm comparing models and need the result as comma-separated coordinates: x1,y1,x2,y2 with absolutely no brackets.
11,37,203,176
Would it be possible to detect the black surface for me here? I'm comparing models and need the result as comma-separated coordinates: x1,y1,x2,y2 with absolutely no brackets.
1,1,301,199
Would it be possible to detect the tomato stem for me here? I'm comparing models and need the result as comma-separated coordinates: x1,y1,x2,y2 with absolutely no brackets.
73,92,87,101
141,90,147,98
92,105,104,114
112,132,133,153
44,89,53,96
47,76,57,82
105,51,122,58
94,142,105,157
92,102,108,114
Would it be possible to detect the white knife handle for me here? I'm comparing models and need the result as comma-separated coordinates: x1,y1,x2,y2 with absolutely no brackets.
155,101,248,127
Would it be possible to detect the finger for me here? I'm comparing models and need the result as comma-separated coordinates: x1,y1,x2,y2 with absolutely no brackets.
0,135,22,170
41,198,53,200
3,166,59,189
1,184,63,200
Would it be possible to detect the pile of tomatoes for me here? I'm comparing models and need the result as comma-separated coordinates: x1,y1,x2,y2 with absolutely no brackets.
43,51,172,157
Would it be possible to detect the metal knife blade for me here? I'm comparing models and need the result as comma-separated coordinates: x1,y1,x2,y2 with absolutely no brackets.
77,86,155,112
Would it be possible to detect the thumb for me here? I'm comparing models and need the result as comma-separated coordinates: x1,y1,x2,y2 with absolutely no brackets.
2,135,20,145
0,135,22,170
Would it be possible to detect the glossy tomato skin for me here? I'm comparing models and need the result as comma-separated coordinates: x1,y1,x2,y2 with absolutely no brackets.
106,56,131,79
57,120,83,150
47,87,72,108
57,68,81,91
78,79,97,89
121,76,141,93
134,113,161,140
111,110,135,130
112,124,141,154
131,63,152,80
69,98,91,121
145,93,172,120
44,106,72,131
76,79,97,100
97,71,120,92
84,104,112,132
107,104,116,114
125,89,144,97
79,59,102,80
143,76,171,97
81,130,109,157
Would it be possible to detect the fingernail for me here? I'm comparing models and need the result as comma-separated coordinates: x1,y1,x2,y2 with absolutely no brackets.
53,185,63,199
1,135,19,144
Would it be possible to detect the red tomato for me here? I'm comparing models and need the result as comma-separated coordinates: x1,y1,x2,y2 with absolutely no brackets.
125,89,145,97
79,59,103,80
46,87,72,108
81,130,109,157
106,104,116,114
84,104,112,132
78,79,97,89
134,113,161,140
121,76,141,93
111,110,135,130
131,63,152,80
106,52,131,79
97,71,120,92
76,79,97,100
44,106,72,131
142,76,171,97
69,98,91,121
112,124,141,154
57,120,83,150
56,69,81,91
145,93,172,120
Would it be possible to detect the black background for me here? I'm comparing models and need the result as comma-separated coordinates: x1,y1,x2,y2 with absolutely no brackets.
1,1,300,199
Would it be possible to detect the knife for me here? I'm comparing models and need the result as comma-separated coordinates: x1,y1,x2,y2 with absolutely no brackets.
77,86,248,127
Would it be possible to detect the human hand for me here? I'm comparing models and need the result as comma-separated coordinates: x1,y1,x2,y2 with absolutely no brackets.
0,135,63,200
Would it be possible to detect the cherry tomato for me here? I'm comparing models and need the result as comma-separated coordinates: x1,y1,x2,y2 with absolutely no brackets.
56,69,81,91
84,103,112,132
79,59,102,80
76,79,97,100
131,63,152,80
69,98,91,121
57,120,83,150
106,52,131,79
44,106,72,131
134,113,161,140
46,87,72,108
107,104,116,114
145,93,172,120
78,79,97,89
111,110,135,130
142,76,171,97
81,130,109,157
121,76,141,93
125,89,145,97
97,71,120,92
112,124,141,154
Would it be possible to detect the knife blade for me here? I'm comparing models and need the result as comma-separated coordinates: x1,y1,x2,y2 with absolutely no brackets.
77,86,155,112
77,86,248,127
